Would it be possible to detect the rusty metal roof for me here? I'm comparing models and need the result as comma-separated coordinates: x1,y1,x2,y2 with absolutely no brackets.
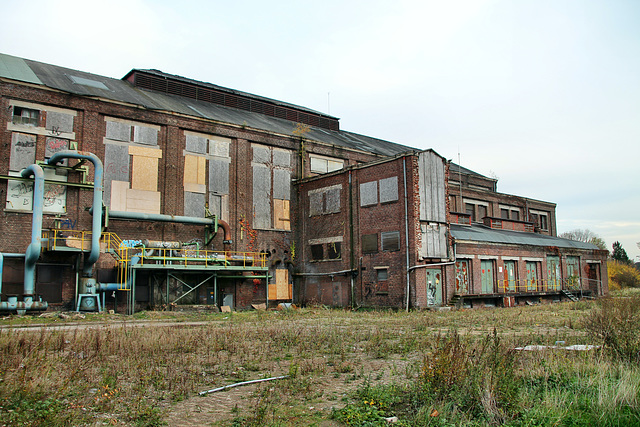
451,224,600,251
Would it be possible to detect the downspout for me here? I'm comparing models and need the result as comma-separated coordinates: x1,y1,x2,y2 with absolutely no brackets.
47,151,103,276
403,158,411,312
348,170,355,308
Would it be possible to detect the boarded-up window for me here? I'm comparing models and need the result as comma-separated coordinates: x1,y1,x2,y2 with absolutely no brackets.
362,234,378,254
377,268,389,281
274,199,291,230
104,118,161,213
308,185,341,216
268,269,292,300
381,231,400,252
252,144,292,229
379,176,398,203
360,181,378,206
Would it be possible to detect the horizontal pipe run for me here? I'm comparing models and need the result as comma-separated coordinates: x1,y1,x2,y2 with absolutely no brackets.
105,210,233,244
108,210,215,225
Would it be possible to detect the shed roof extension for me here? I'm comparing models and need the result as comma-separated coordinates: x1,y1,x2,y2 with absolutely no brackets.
451,223,600,251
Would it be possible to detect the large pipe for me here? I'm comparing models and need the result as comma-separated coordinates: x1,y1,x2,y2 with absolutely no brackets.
22,164,45,297
107,210,233,244
47,151,103,276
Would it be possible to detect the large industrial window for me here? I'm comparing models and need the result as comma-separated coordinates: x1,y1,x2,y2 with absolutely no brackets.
252,144,291,230
529,210,549,231
362,234,378,254
12,107,39,126
381,231,400,252
309,155,343,174
103,118,161,214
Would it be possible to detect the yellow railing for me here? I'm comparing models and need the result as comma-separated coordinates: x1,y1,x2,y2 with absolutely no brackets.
43,229,267,288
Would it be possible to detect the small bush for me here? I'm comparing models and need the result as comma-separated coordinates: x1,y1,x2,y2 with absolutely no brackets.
608,260,640,289
582,294,640,363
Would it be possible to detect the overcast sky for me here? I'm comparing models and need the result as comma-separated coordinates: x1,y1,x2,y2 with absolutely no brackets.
1,0,639,259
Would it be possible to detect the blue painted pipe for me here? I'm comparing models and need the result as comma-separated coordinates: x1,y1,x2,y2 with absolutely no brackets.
22,164,45,296
48,151,103,276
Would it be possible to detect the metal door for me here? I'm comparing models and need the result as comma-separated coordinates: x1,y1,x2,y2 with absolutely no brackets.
566,256,580,289
481,260,494,294
503,261,516,292
526,262,538,291
425,268,442,306
546,256,560,291
222,293,234,310
455,260,469,294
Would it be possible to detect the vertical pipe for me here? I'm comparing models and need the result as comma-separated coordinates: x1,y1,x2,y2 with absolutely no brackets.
22,164,45,297
348,170,355,307
403,158,411,312
0,253,3,299
47,151,103,276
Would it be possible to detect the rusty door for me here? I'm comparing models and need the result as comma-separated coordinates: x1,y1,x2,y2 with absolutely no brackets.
503,260,516,292
455,260,469,294
546,256,561,291
566,256,580,290
425,268,442,306
526,261,538,291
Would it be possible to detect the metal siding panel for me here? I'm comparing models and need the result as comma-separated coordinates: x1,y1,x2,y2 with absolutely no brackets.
359,181,378,206
106,121,131,142
379,176,398,203
273,169,291,200
133,125,158,145
309,191,323,216
185,134,207,154
326,187,341,213
209,158,230,194
45,111,74,133
10,133,36,171
253,164,271,228
184,191,205,217
103,143,130,207
272,149,291,168
252,145,270,164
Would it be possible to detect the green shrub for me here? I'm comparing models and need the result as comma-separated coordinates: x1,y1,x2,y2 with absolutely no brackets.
608,260,640,289
582,294,640,363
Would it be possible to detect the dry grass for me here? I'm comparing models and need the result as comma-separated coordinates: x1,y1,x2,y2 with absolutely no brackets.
0,294,637,426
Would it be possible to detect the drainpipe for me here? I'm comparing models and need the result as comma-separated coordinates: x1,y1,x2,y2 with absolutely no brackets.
348,170,356,308
403,158,411,312
47,151,103,276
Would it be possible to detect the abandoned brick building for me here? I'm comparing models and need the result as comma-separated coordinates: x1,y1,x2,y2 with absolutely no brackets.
0,52,608,313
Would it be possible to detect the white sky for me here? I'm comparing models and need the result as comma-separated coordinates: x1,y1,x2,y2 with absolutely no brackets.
1,0,639,259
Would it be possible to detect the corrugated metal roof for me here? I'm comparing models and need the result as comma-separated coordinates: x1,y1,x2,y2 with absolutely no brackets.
1,53,412,157
451,224,600,250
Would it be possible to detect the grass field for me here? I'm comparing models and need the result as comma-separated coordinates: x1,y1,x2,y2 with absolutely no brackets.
1,290,639,426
